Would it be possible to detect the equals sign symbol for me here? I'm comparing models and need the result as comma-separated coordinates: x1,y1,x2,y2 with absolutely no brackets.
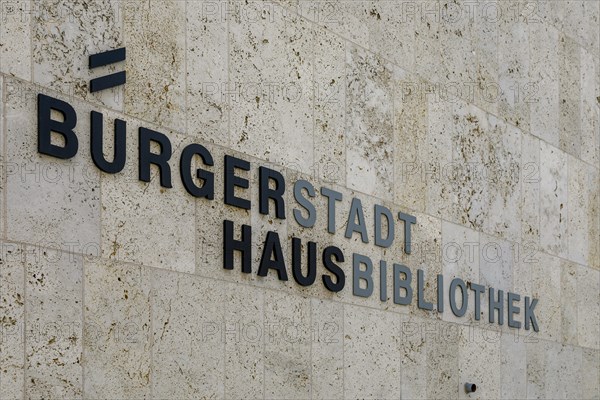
89,47,126,93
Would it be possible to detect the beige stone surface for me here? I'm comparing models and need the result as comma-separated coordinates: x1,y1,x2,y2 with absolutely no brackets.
32,0,124,110
344,306,401,399
582,348,600,399
311,298,343,399
561,260,578,346
5,79,101,254
579,47,599,167
393,69,428,212
529,252,562,342
186,0,229,147
498,4,530,133
263,290,311,399
526,339,586,399
0,0,598,398
0,75,3,237
399,315,427,399
150,267,224,398
427,97,522,240
521,133,540,247
229,3,315,175
0,1,31,80
83,258,151,399
577,265,600,350
313,26,346,185
224,283,264,399
441,221,479,325
529,22,559,147
500,331,527,399
458,326,501,400
559,34,582,158
25,246,83,399
100,120,195,273
539,141,568,258
345,44,394,201
123,0,186,131
425,322,459,400
0,242,25,399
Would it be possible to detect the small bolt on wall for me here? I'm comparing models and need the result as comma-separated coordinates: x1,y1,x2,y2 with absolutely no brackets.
465,383,477,393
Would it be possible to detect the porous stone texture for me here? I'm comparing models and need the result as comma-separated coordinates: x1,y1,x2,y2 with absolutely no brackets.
0,1,598,399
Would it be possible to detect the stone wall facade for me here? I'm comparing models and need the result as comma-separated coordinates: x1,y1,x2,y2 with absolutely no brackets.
0,1,598,399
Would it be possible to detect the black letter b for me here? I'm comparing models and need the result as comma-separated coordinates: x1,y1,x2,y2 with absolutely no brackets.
37,94,78,159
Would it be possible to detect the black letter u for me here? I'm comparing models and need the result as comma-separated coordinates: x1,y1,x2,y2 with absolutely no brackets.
90,110,126,174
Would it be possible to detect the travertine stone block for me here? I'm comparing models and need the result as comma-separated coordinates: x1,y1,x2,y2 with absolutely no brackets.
427,97,522,240
521,133,540,247
0,0,31,80
582,348,600,399
414,0,476,89
364,1,415,72
393,69,428,212
83,258,151,399
577,265,600,349
316,185,386,312
425,320,459,400
196,144,252,282
100,117,195,273
313,26,346,186
186,0,229,146
473,0,499,116
560,260,578,346
539,141,568,258
150,268,225,398
224,282,265,399
512,257,532,299
458,326,501,400
581,1,599,57
304,1,369,50
536,1,565,28
0,241,25,399
284,168,342,301
525,340,584,398
311,298,343,400
249,159,291,292
124,0,186,132
33,0,123,109
529,22,559,146
399,315,427,399
567,155,589,265
498,3,530,132
345,44,394,201
441,221,479,325
5,79,101,251
529,252,561,342
563,2,586,47
482,117,522,241
229,2,315,175
580,48,599,167
344,305,401,399
500,331,527,399
426,97,456,222
588,167,599,269
479,234,516,331
0,0,597,397
0,75,3,239
544,342,583,399
558,34,582,158
263,290,311,399
525,339,546,398
25,247,83,399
